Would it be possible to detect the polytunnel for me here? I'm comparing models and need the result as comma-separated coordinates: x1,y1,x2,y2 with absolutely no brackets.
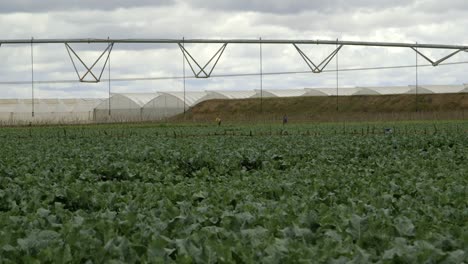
305,88,361,96
94,93,158,122
142,91,207,120
251,89,306,98
352,88,381,95
33,99,66,123
337,88,362,96
460,84,468,93
307,87,381,96
0,99,19,123
0,98,104,124
405,86,434,95
9,99,54,123
56,98,103,122
202,90,256,100
303,88,329,96
420,85,465,94
65,99,103,122
364,86,413,95
10,100,32,122
68,99,103,113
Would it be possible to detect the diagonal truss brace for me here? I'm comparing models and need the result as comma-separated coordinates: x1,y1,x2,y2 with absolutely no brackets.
178,43,228,78
65,42,114,83
293,43,343,73
411,47,467,66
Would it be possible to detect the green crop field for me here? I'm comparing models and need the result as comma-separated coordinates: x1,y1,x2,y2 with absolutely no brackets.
0,121,467,263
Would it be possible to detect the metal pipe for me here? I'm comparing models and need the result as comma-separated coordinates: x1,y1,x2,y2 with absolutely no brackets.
31,37,35,117
259,37,263,116
108,38,111,116
336,38,339,111
1,38,468,50
182,37,186,115
415,43,419,112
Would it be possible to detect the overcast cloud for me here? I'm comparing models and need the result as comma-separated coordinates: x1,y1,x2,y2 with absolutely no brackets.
0,0,175,13
0,0,467,98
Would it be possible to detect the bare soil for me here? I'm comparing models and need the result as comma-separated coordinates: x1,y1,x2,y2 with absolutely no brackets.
174,93,468,123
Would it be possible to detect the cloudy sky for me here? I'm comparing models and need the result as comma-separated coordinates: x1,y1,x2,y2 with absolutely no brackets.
0,0,467,98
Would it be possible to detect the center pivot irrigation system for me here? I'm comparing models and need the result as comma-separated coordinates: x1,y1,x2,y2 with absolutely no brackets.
1,38,468,116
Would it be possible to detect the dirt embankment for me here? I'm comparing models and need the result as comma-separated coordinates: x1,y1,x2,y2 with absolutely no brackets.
175,93,468,122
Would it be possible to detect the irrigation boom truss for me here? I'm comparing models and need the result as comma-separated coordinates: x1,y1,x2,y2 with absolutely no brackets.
1,38,468,82
2,38,468,49
1,37,467,116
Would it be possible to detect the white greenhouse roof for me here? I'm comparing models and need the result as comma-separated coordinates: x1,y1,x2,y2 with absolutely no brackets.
459,87,468,93
112,93,158,107
337,88,360,96
253,89,306,98
69,99,104,112
421,85,464,94
309,87,378,96
0,98,107,124
304,88,334,96
153,91,208,107
303,89,329,96
406,86,434,94
306,88,361,96
360,86,411,95
0,98,105,113
14,103,29,112
1,84,466,118
205,90,256,99
352,88,381,95
52,101,70,112
96,93,158,110
0,99,23,112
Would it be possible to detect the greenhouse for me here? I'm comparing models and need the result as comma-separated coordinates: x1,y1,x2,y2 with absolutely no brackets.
252,89,306,98
405,86,434,94
420,85,465,94
358,85,467,95
302,88,330,96
0,98,103,125
305,88,361,96
142,91,207,120
459,86,468,93
94,93,157,122
1,84,467,125
363,86,413,95
202,90,257,100
352,88,381,95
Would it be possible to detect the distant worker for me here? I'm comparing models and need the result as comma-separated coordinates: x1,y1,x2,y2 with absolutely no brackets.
216,116,222,126
282,114,288,125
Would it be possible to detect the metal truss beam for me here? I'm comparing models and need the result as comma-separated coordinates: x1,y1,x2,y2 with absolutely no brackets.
293,44,343,73
178,43,228,78
1,38,468,82
410,47,467,66
1,38,468,50
65,42,114,83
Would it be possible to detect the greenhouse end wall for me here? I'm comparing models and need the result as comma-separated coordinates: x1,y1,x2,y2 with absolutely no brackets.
0,112,96,125
1,85,466,125
94,109,145,123
0,99,102,125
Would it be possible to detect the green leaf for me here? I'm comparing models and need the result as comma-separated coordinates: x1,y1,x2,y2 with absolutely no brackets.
394,216,415,237
17,230,62,254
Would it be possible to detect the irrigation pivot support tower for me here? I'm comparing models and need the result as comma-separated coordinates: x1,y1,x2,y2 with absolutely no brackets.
1,38,468,83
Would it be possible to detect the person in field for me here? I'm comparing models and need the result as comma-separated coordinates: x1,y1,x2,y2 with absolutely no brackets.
282,114,288,125
216,116,222,126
